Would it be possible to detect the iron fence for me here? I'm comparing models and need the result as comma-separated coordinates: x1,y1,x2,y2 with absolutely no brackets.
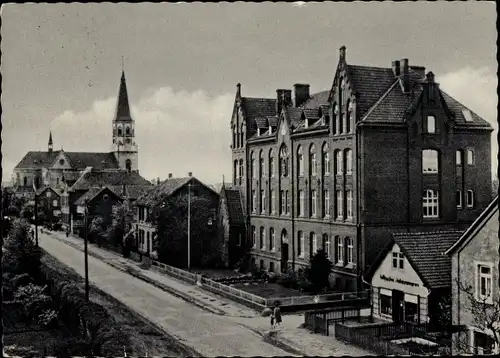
271,289,370,307
150,260,198,284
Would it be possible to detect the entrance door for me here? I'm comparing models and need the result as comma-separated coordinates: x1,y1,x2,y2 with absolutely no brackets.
281,243,289,273
392,290,405,323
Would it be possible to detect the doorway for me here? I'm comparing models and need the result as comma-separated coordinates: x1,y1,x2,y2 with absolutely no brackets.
281,229,289,273
392,290,405,324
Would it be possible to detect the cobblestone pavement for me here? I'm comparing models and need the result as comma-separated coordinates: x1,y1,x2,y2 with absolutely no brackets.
41,229,371,357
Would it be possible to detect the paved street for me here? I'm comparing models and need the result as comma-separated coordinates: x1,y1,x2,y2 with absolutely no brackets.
38,231,292,357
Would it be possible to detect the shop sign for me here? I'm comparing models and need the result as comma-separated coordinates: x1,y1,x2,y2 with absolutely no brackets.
380,274,419,288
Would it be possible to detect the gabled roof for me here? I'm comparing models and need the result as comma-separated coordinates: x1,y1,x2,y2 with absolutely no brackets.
107,185,153,201
440,91,492,128
36,186,62,197
221,187,245,225
70,170,152,192
15,151,60,169
135,177,192,206
74,186,122,206
446,196,498,256
366,230,464,289
14,150,119,170
240,97,277,121
300,90,330,109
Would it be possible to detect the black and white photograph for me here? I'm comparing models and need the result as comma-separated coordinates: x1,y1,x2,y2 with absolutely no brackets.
1,2,498,357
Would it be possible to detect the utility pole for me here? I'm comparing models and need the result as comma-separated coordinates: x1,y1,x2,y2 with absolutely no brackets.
187,183,191,269
33,181,39,247
84,199,90,301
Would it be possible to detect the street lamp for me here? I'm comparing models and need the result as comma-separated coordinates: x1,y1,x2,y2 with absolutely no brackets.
83,199,90,301
34,191,39,247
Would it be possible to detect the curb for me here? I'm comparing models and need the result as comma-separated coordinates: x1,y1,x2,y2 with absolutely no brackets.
239,324,305,357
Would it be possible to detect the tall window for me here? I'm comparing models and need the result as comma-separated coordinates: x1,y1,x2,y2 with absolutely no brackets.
323,190,330,217
240,124,244,147
270,189,276,214
333,103,339,135
260,190,266,213
347,100,353,133
269,149,275,178
392,251,404,269
346,190,353,219
251,152,256,179
297,146,304,176
239,160,244,183
323,234,331,258
346,237,354,264
233,160,238,184
477,264,493,301
280,190,286,215
336,190,344,219
280,145,289,177
259,151,265,178
299,190,305,216
310,145,317,176
269,228,275,251
259,227,265,250
286,190,290,214
252,190,256,213
310,233,317,257
336,150,343,175
322,143,330,175
297,231,304,257
467,190,474,208
456,150,463,166
311,190,317,217
422,149,439,173
336,236,343,264
252,226,256,247
426,115,436,134
422,189,439,218
467,149,474,165
456,190,462,209
344,149,352,174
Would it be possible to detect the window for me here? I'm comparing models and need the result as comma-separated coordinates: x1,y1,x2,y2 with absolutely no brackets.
476,264,493,303
333,103,339,135
269,262,275,273
252,226,256,247
422,149,439,173
240,124,244,147
346,237,354,264
310,145,317,176
260,190,266,213
345,149,352,174
260,227,265,250
103,194,109,201
310,233,317,257
297,146,304,176
46,191,52,198
252,190,256,213
336,236,344,264
456,150,463,166
125,159,132,173
251,152,256,179
57,177,60,185
237,233,242,246
422,189,439,218
474,331,495,355
336,190,343,219
323,190,330,217
380,294,392,316
346,100,352,133
462,109,474,122
52,200,58,207
286,190,290,214
280,146,289,177
405,301,419,323
260,260,265,270
239,160,244,183
259,151,265,178
336,150,343,174
269,228,275,251
311,190,317,217
467,190,474,208
467,149,474,165
233,161,238,184
269,150,275,178
280,190,286,214
346,190,353,219
270,190,276,214
426,115,436,133
322,143,330,176
323,234,331,258
297,231,304,257
299,190,305,216
456,190,463,209
392,252,404,269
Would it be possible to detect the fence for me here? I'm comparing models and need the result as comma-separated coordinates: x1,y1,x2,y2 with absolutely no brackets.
150,260,198,285
272,289,370,308
304,306,369,335
200,276,268,309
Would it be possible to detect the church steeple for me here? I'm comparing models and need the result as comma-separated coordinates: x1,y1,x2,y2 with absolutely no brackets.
115,70,133,122
48,131,53,152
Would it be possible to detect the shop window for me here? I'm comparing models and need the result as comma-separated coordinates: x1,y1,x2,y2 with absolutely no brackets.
380,294,392,317
474,331,495,355
405,301,419,323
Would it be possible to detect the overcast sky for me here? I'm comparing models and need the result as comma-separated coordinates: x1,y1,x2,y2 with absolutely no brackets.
1,2,497,185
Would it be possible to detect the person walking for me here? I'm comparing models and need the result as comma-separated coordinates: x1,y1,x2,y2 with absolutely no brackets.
273,300,282,328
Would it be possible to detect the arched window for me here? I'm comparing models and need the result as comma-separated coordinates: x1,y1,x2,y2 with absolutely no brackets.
269,149,275,178
251,152,256,179
323,234,330,258
233,126,237,148
251,226,256,248
240,124,245,148
426,115,436,134
335,150,343,175
422,149,439,173
125,159,132,173
309,145,317,176
332,103,338,135
309,232,317,258
297,231,304,257
117,127,123,136
423,189,439,218
338,76,343,108
259,226,265,250
322,143,330,175
456,150,464,166
297,146,304,176
126,126,131,135
23,176,28,187
279,145,289,177
269,228,275,251
345,149,352,174
238,159,244,184
233,160,238,184
346,100,352,133
259,150,265,178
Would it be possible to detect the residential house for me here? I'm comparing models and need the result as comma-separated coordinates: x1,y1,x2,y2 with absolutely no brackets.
35,186,62,223
366,231,463,327
229,45,493,290
74,186,123,230
445,197,499,355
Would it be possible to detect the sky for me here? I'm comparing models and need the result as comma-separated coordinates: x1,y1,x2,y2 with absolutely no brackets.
1,2,497,185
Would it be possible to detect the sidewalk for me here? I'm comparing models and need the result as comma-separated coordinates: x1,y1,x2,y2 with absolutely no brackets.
44,229,371,357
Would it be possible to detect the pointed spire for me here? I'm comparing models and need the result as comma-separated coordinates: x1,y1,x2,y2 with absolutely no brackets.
48,131,53,152
115,65,133,122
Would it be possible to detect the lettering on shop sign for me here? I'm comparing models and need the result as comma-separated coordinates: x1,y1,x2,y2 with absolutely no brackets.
380,274,419,287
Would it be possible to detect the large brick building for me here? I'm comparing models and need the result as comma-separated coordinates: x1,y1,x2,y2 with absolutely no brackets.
229,46,493,290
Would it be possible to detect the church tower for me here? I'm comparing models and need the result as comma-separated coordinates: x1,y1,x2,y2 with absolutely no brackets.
48,131,53,152
112,69,139,173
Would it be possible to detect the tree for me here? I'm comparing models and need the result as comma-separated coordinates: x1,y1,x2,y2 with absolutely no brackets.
304,250,333,294
153,194,218,268
108,201,134,249
89,216,106,246
20,202,34,221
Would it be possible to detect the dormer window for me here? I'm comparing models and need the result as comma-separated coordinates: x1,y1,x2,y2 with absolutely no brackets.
462,109,474,122
426,115,436,134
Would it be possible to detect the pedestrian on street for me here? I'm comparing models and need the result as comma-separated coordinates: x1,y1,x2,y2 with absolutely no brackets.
273,300,282,328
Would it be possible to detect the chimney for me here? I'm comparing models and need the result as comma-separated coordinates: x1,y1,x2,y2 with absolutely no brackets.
188,172,192,177
426,71,435,83
401,58,410,93
392,60,401,77
424,71,438,102
168,173,173,179
410,65,426,78
276,89,292,115
157,177,160,185
236,83,241,99
339,45,346,62
293,84,310,107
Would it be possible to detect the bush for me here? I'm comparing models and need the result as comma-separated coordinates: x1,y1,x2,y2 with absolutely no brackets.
276,269,299,289
305,250,333,294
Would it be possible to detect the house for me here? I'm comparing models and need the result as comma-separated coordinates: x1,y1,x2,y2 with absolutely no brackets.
218,184,247,268
134,173,219,263
366,230,463,327
445,197,499,355
12,69,140,194
35,186,62,223
229,45,493,290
